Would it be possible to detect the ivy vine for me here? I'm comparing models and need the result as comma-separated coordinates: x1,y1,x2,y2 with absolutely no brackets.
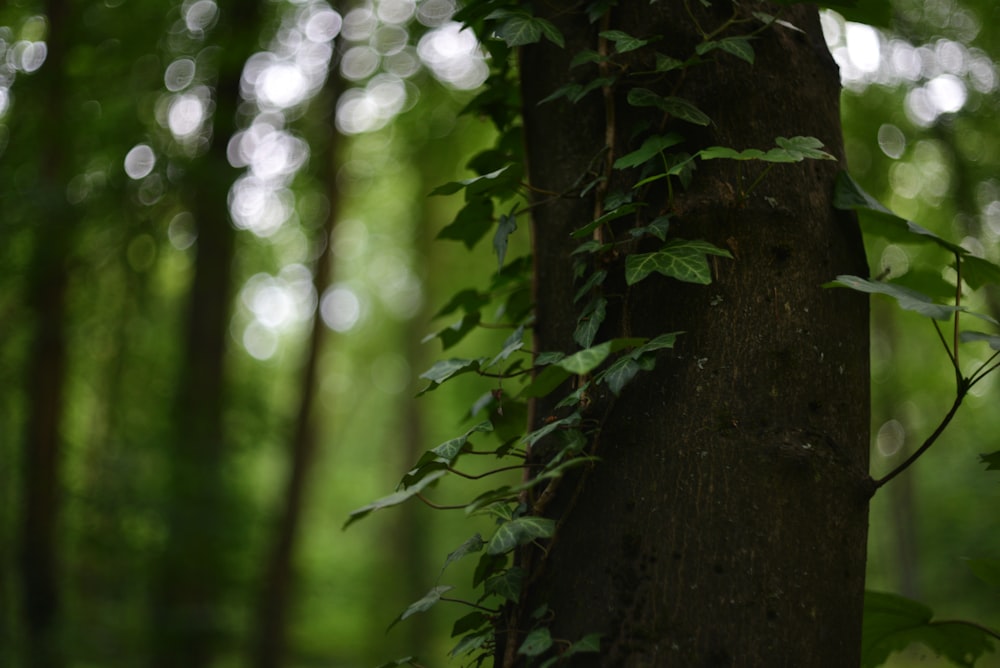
346,2,1000,667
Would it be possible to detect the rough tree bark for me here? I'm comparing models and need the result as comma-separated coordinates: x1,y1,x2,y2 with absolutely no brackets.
516,3,871,666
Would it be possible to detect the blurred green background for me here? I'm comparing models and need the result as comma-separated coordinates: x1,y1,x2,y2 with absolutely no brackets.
0,0,997,666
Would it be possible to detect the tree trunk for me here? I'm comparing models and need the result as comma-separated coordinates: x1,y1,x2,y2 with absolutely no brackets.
516,3,872,665
150,3,260,666
17,1,74,665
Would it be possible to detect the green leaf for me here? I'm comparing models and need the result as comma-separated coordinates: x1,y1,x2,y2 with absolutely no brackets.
862,591,996,668
774,135,835,160
828,275,957,321
523,413,582,448
520,364,572,399
492,13,542,46
344,470,446,528
601,356,643,395
437,196,494,249
489,325,526,368
493,208,518,271
487,517,556,555
518,627,554,656
599,29,655,53
626,88,711,126
430,166,512,196
964,558,1000,588
423,312,482,350
536,17,565,48
963,255,1000,290
571,202,644,239
569,48,607,68
574,269,607,302
566,633,603,656
626,239,732,286
418,358,485,394
696,36,755,64
959,331,1000,350
433,288,490,319
376,657,420,668
654,52,684,72
981,451,1000,471
484,566,525,601
452,611,490,637
833,172,968,256
613,133,684,169
699,146,767,161
441,534,485,577
574,297,607,349
450,629,491,657
559,340,613,374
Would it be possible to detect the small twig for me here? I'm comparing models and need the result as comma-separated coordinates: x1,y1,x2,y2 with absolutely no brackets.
439,597,500,614
447,465,526,481
415,494,467,511
873,383,969,490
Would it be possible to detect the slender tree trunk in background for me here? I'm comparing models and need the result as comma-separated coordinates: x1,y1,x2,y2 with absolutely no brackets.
252,80,342,668
150,3,260,666
516,4,871,665
17,1,73,665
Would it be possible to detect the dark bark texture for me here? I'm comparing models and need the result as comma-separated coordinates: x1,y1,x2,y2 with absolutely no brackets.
517,3,871,666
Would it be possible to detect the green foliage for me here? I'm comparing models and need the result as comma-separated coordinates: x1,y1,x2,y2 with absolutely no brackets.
862,592,997,668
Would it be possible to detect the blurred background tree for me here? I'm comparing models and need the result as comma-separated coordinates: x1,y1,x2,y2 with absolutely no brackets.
0,0,995,667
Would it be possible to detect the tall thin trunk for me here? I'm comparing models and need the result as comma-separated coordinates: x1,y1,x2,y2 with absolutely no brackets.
17,1,73,665
251,81,342,668
514,4,871,665
150,3,260,666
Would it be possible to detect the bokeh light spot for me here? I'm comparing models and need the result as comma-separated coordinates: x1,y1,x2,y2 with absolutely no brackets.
124,144,156,179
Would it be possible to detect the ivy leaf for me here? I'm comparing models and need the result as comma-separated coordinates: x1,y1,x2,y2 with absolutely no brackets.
437,196,494,249
599,29,655,53
441,534,485,577
696,36,755,64
406,421,494,487
963,255,1000,290
626,239,732,285
654,53,684,72
484,566,525,601
489,325,526,368
518,627,554,656
523,413,582,448
601,357,643,396
376,658,420,668
493,208,518,271
389,585,453,630
431,166,512,196
565,633,603,656
450,629,491,658
571,202,644,238
613,133,684,169
828,275,957,321
488,11,564,47
626,88,711,126
418,358,485,394
862,590,996,668
423,311,482,350
574,297,607,348
433,288,490,319
557,341,614,373
981,451,1000,471
345,470,446,528
487,517,556,555
452,611,490,638
574,269,607,302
